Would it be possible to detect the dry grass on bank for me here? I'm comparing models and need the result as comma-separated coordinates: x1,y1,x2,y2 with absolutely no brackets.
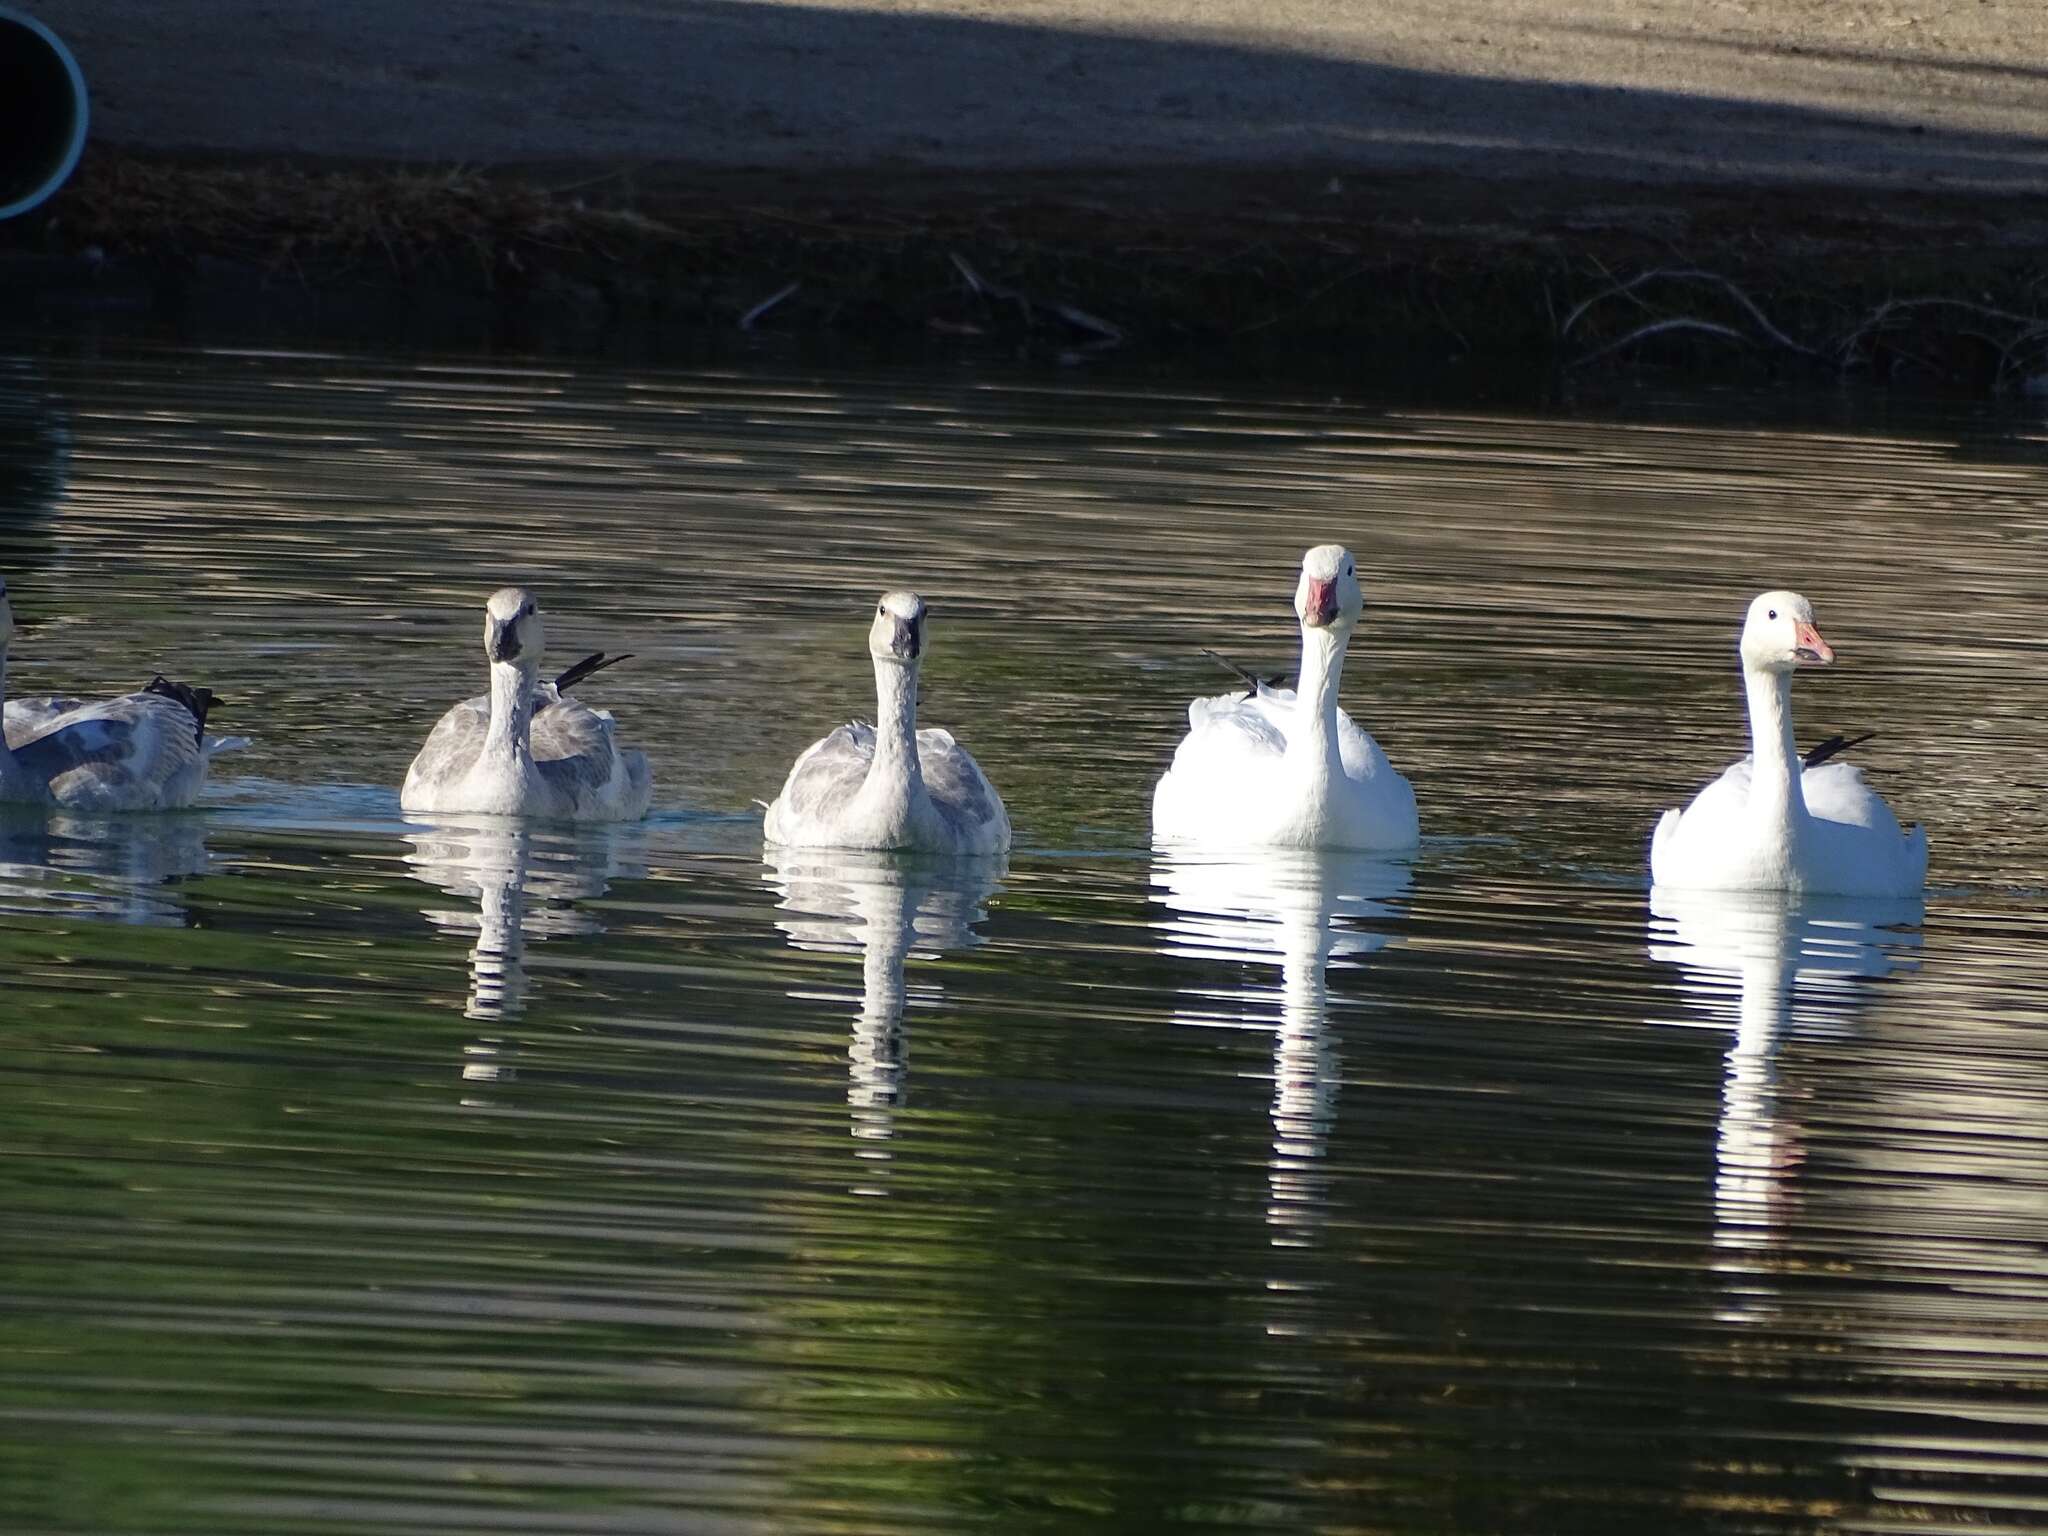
56,153,679,276
21,149,2048,383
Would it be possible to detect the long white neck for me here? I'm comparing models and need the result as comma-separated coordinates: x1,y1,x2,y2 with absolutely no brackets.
1742,661,1805,833
866,656,924,796
1292,622,1350,771
483,660,539,766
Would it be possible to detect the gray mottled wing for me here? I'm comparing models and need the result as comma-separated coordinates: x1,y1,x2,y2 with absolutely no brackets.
530,692,616,765
621,747,652,812
916,727,1008,842
403,694,490,797
4,696,85,746
10,692,206,809
778,723,876,820
531,694,630,813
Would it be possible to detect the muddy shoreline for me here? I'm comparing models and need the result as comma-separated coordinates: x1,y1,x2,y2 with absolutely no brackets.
9,151,2047,385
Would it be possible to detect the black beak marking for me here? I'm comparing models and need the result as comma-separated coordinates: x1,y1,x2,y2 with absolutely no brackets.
886,611,924,660
490,620,521,663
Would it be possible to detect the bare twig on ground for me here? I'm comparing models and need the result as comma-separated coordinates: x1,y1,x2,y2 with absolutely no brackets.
1833,294,2039,356
738,280,800,330
1567,317,1752,368
1045,299,1123,342
1564,267,1816,357
946,250,1123,349
1565,265,2048,388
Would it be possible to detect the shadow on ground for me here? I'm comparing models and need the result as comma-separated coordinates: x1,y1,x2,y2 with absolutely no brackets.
51,0,2048,192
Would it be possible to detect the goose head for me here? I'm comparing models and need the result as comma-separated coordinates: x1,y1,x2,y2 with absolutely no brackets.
1740,590,1834,675
1295,544,1362,632
868,590,927,667
483,586,544,669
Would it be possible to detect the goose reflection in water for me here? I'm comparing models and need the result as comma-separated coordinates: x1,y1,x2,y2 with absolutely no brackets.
1152,850,1411,1254
764,848,1002,1173
1647,886,1922,1304
0,809,213,925
401,816,647,1048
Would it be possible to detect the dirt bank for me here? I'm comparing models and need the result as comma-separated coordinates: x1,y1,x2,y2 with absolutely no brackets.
11,1,2048,376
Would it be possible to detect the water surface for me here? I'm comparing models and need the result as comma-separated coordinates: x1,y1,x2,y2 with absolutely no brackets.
3,348,2047,1533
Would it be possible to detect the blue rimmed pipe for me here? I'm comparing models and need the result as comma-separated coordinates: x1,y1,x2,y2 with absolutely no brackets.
0,7,87,221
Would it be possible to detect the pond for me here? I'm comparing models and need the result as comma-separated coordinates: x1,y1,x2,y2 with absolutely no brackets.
3,345,2047,1533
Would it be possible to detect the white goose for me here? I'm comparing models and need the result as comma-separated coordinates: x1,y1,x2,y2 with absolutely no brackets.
400,587,652,822
1152,545,1418,852
0,576,237,812
763,591,1010,855
1651,591,1927,898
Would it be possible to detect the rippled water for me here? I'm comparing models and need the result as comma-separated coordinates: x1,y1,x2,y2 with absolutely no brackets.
4,347,2048,1533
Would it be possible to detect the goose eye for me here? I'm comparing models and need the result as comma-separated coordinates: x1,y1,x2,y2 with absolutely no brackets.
1767,608,1777,620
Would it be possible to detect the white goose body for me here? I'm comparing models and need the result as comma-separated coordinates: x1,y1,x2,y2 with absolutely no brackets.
400,588,651,823
1152,545,1417,853
764,591,1010,856
0,578,235,812
1650,591,1927,899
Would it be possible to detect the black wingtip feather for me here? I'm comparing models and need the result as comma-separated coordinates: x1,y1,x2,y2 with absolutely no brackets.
1200,646,1285,702
554,651,633,695
144,674,214,744
1803,730,1875,769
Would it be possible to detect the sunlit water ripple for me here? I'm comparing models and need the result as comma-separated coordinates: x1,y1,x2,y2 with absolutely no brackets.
1,347,2046,1533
